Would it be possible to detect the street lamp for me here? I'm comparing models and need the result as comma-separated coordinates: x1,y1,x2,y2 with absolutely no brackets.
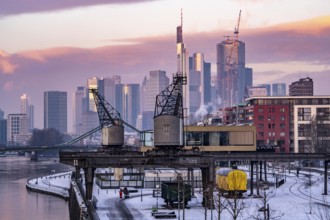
156,184,159,211
153,169,160,211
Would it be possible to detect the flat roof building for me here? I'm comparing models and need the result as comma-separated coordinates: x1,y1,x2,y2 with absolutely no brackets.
245,96,330,153
289,77,313,96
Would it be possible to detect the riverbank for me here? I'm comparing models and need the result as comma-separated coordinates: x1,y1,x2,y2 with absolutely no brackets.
26,171,72,200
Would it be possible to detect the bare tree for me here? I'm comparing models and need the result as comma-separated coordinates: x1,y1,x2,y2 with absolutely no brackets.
250,187,283,220
312,196,330,220
223,191,248,220
213,187,228,220
304,114,330,154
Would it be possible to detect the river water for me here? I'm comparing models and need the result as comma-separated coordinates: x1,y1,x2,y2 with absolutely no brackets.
0,155,73,220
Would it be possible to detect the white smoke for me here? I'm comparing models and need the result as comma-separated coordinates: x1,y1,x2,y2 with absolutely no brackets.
194,104,208,119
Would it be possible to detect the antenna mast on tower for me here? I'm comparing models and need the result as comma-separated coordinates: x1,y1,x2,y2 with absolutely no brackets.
181,8,183,27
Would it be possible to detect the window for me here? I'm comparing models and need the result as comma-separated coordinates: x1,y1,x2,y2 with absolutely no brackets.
280,115,285,121
258,108,264,113
298,107,311,121
280,132,285,137
258,124,264,129
298,124,311,137
279,108,285,113
258,116,264,121
258,132,264,137
316,108,330,120
280,123,285,129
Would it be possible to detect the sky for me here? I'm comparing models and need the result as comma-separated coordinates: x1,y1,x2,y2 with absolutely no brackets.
0,0,330,132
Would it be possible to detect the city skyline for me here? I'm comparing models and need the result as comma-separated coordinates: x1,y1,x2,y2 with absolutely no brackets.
0,0,329,131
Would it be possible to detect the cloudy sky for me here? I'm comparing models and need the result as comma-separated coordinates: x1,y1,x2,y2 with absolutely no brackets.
0,0,329,131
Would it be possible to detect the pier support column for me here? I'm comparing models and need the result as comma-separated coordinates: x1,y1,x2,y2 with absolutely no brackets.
84,166,95,201
264,161,267,182
259,161,263,181
256,161,260,196
250,161,254,195
75,166,80,181
201,164,214,209
323,161,328,195
188,168,195,197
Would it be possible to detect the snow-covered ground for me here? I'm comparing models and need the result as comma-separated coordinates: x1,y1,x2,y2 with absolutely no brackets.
118,170,330,220
26,172,72,199
28,168,330,219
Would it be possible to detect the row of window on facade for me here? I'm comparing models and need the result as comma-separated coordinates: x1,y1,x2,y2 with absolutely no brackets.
254,98,330,105
258,131,286,138
297,107,330,121
258,115,286,121
258,123,286,129
297,124,330,137
258,107,286,113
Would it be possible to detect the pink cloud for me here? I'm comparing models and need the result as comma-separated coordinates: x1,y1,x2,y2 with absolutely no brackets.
1,15,329,78
0,50,18,74
0,0,158,15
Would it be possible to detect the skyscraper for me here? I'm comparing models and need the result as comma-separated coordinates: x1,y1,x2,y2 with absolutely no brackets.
203,62,211,105
73,86,86,134
20,94,29,114
216,39,248,107
245,67,253,93
289,77,313,96
189,53,203,116
20,93,34,131
44,91,67,133
98,77,118,107
0,109,6,146
87,77,98,112
188,52,212,116
272,83,286,96
176,11,190,117
140,70,169,130
115,84,140,128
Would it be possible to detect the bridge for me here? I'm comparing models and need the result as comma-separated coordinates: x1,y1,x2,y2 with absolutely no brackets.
60,149,330,204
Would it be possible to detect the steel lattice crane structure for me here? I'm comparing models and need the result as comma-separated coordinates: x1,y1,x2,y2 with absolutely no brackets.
154,73,186,118
153,73,186,149
90,88,122,128
234,10,242,40
89,88,124,148
225,10,242,68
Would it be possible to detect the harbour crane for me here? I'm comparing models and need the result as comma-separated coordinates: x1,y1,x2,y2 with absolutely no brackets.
89,88,124,148
153,73,186,150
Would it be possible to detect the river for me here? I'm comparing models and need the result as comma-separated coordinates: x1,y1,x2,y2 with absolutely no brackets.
0,155,73,220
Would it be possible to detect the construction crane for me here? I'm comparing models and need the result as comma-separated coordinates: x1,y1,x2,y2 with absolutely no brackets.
226,10,242,67
234,10,242,40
